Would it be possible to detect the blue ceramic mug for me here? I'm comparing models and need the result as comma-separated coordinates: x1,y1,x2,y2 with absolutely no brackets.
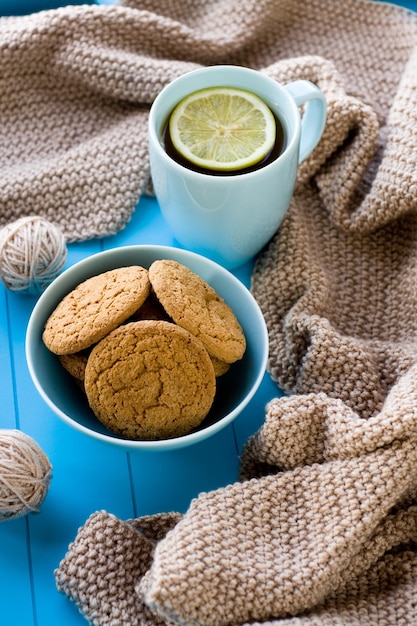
148,65,326,269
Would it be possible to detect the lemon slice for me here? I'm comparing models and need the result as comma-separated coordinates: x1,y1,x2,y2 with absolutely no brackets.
168,87,276,172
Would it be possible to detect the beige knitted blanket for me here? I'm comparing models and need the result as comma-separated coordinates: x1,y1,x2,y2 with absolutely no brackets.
5,0,414,623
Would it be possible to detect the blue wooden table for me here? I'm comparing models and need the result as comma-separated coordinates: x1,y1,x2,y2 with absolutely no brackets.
0,192,280,625
0,1,416,625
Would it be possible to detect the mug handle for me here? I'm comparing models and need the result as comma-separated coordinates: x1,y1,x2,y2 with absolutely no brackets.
285,80,327,163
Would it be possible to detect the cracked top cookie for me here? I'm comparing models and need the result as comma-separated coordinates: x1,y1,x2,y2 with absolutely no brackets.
148,260,246,364
84,320,216,440
42,266,150,355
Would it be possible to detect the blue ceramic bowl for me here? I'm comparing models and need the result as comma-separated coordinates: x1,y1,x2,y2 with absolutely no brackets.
26,245,268,450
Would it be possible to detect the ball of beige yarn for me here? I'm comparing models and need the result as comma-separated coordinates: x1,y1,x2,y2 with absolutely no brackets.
0,216,67,295
0,430,52,521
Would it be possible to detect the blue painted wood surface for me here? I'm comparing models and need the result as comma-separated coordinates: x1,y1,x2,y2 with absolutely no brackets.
0,193,279,625
0,0,415,624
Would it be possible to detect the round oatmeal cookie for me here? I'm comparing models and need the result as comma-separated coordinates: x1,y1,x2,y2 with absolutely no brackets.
58,350,89,381
84,320,216,440
127,290,171,322
42,266,150,355
149,260,246,363
210,355,231,377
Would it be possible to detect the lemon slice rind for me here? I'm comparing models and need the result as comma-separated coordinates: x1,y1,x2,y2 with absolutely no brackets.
169,87,277,172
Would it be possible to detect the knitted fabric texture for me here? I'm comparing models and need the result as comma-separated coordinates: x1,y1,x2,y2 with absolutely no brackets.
51,0,417,624
0,0,413,242
56,511,181,626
